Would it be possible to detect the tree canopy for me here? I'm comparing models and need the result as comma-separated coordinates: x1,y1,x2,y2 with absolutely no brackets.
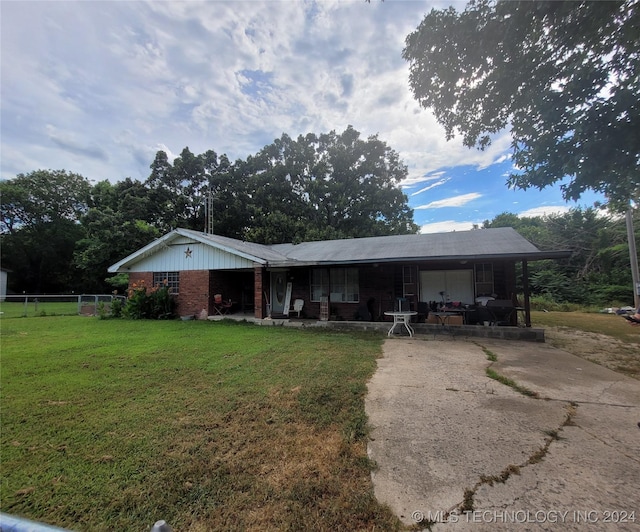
403,0,639,206
0,127,417,292
244,126,417,243
0,170,92,293
1,163,636,305
0,169,91,233
484,207,636,305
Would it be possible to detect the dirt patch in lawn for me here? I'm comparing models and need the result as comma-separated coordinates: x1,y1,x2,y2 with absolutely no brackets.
544,326,640,380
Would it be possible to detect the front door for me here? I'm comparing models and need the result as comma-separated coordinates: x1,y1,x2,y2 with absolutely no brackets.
270,271,288,316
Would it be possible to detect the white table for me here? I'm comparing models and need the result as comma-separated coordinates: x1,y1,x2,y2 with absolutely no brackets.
384,311,417,337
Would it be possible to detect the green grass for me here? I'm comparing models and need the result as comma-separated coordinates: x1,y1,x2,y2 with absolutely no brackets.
485,367,538,398
0,316,401,531
0,301,79,318
531,310,640,379
531,310,640,344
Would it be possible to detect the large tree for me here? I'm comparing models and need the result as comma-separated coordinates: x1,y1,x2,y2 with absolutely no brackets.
403,0,639,205
74,207,159,292
74,179,161,292
245,126,418,243
0,170,92,293
140,128,416,244
0,169,91,233
485,208,637,305
146,147,233,233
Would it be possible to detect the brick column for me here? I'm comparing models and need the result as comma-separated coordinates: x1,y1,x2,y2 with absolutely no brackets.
254,266,264,319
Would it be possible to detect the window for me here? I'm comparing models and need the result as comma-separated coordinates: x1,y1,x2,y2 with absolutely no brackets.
475,263,493,296
310,269,329,302
403,265,416,297
153,271,180,294
311,268,359,303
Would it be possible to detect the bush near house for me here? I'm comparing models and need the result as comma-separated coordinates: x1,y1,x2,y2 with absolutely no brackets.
121,281,176,320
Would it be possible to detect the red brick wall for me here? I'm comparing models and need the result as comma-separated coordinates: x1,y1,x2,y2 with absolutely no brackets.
129,270,261,318
177,270,210,317
287,265,396,321
128,271,208,318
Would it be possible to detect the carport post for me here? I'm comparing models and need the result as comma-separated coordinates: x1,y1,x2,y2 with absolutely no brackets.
522,260,532,327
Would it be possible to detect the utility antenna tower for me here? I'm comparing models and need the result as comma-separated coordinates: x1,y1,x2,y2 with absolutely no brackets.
205,191,214,235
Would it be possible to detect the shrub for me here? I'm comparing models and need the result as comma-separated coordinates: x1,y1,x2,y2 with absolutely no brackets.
96,298,125,320
96,301,109,320
123,280,176,320
110,297,123,318
589,284,635,307
528,295,584,312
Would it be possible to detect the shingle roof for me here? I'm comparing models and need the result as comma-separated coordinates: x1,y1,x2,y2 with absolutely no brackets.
179,229,290,263
109,227,569,273
269,227,559,265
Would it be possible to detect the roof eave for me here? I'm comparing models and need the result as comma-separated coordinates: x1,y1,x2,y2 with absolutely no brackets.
107,231,177,273
265,251,571,268
181,229,282,265
107,228,269,273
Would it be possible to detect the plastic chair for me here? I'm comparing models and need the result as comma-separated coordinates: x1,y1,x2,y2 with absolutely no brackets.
292,299,304,318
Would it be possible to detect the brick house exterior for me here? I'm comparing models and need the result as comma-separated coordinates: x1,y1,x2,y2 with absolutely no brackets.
109,227,570,326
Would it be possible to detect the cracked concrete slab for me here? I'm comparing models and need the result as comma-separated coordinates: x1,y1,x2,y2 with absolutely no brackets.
365,337,640,530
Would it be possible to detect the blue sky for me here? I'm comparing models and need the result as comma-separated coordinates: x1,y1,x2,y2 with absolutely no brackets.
0,0,602,233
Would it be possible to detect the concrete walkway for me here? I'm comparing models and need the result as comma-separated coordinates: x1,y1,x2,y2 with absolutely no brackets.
366,337,640,530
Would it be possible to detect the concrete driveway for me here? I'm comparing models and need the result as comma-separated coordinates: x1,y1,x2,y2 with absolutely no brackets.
365,337,640,531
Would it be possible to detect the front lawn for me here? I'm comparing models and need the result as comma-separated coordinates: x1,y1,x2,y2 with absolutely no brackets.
0,316,401,531
531,311,640,379
531,310,640,344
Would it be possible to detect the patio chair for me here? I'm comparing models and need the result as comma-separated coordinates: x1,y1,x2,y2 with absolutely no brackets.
291,299,304,318
213,294,232,315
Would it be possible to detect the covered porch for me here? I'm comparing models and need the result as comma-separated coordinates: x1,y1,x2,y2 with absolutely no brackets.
249,257,539,327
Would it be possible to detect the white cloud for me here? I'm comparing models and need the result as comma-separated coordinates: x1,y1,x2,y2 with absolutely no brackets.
1,1,518,183
3,0,585,230
402,170,446,188
415,192,483,210
419,220,481,233
410,178,451,196
518,205,571,218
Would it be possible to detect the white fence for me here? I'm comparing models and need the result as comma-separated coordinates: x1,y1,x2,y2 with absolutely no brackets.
0,294,125,318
